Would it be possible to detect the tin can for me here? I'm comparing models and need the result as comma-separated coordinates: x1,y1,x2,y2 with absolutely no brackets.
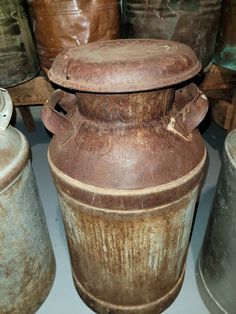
27,0,121,70
122,0,222,69
0,0,40,87
197,129,236,314
42,39,208,313
0,88,55,313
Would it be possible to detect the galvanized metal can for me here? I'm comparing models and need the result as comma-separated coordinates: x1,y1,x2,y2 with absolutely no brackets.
0,88,55,314
214,0,236,71
27,0,121,70
122,0,222,69
42,39,208,313
0,0,40,87
196,129,236,314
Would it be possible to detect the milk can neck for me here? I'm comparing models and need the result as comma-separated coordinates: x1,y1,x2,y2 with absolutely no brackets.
77,88,174,123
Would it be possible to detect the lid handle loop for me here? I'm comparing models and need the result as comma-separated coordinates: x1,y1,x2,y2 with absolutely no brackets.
0,88,13,134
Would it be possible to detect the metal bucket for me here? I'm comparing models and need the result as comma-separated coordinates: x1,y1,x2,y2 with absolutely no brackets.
41,39,208,313
27,0,121,70
0,0,40,87
196,129,236,314
214,0,236,71
122,0,222,69
0,88,55,313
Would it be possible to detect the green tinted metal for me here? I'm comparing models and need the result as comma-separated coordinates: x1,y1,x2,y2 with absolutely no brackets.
214,1,236,71
0,0,40,87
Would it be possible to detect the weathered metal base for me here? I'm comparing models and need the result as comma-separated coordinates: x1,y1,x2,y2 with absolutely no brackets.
73,268,185,314
196,258,226,314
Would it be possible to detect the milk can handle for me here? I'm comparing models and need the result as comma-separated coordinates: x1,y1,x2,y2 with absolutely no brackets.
0,88,13,133
41,89,76,136
170,84,208,137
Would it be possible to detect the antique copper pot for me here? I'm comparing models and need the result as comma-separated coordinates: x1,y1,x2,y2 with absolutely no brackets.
42,39,208,313
27,0,121,70
0,89,55,313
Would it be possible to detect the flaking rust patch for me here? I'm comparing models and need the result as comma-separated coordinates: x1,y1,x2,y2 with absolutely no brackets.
167,117,192,141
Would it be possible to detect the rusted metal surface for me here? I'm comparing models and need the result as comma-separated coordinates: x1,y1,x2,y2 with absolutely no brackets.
0,89,55,314
42,39,208,313
48,39,201,92
43,83,207,190
27,0,121,70
0,0,40,87
214,0,236,71
122,0,222,69
58,186,199,314
197,129,236,314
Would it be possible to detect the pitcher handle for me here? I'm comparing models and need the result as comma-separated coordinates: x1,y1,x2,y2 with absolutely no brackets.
41,89,76,137
0,88,13,134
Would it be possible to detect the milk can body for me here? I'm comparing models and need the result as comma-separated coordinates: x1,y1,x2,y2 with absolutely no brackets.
0,89,55,313
214,0,236,71
42,39,208,313
122,0,222,69
197,129,236,314
28,0,121,69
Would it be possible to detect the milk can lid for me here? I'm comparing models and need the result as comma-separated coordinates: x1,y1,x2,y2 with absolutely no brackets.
48,39,201,93
0,89,28,190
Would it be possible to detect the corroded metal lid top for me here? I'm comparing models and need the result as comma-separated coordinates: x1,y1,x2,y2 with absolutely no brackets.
48,39,201,92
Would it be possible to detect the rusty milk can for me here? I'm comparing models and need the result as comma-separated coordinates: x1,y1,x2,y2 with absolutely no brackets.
27,0,121,70
0,88,55,314
41,39,208,314
0,0,40,87
196,129,236,314
122,0,222,69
